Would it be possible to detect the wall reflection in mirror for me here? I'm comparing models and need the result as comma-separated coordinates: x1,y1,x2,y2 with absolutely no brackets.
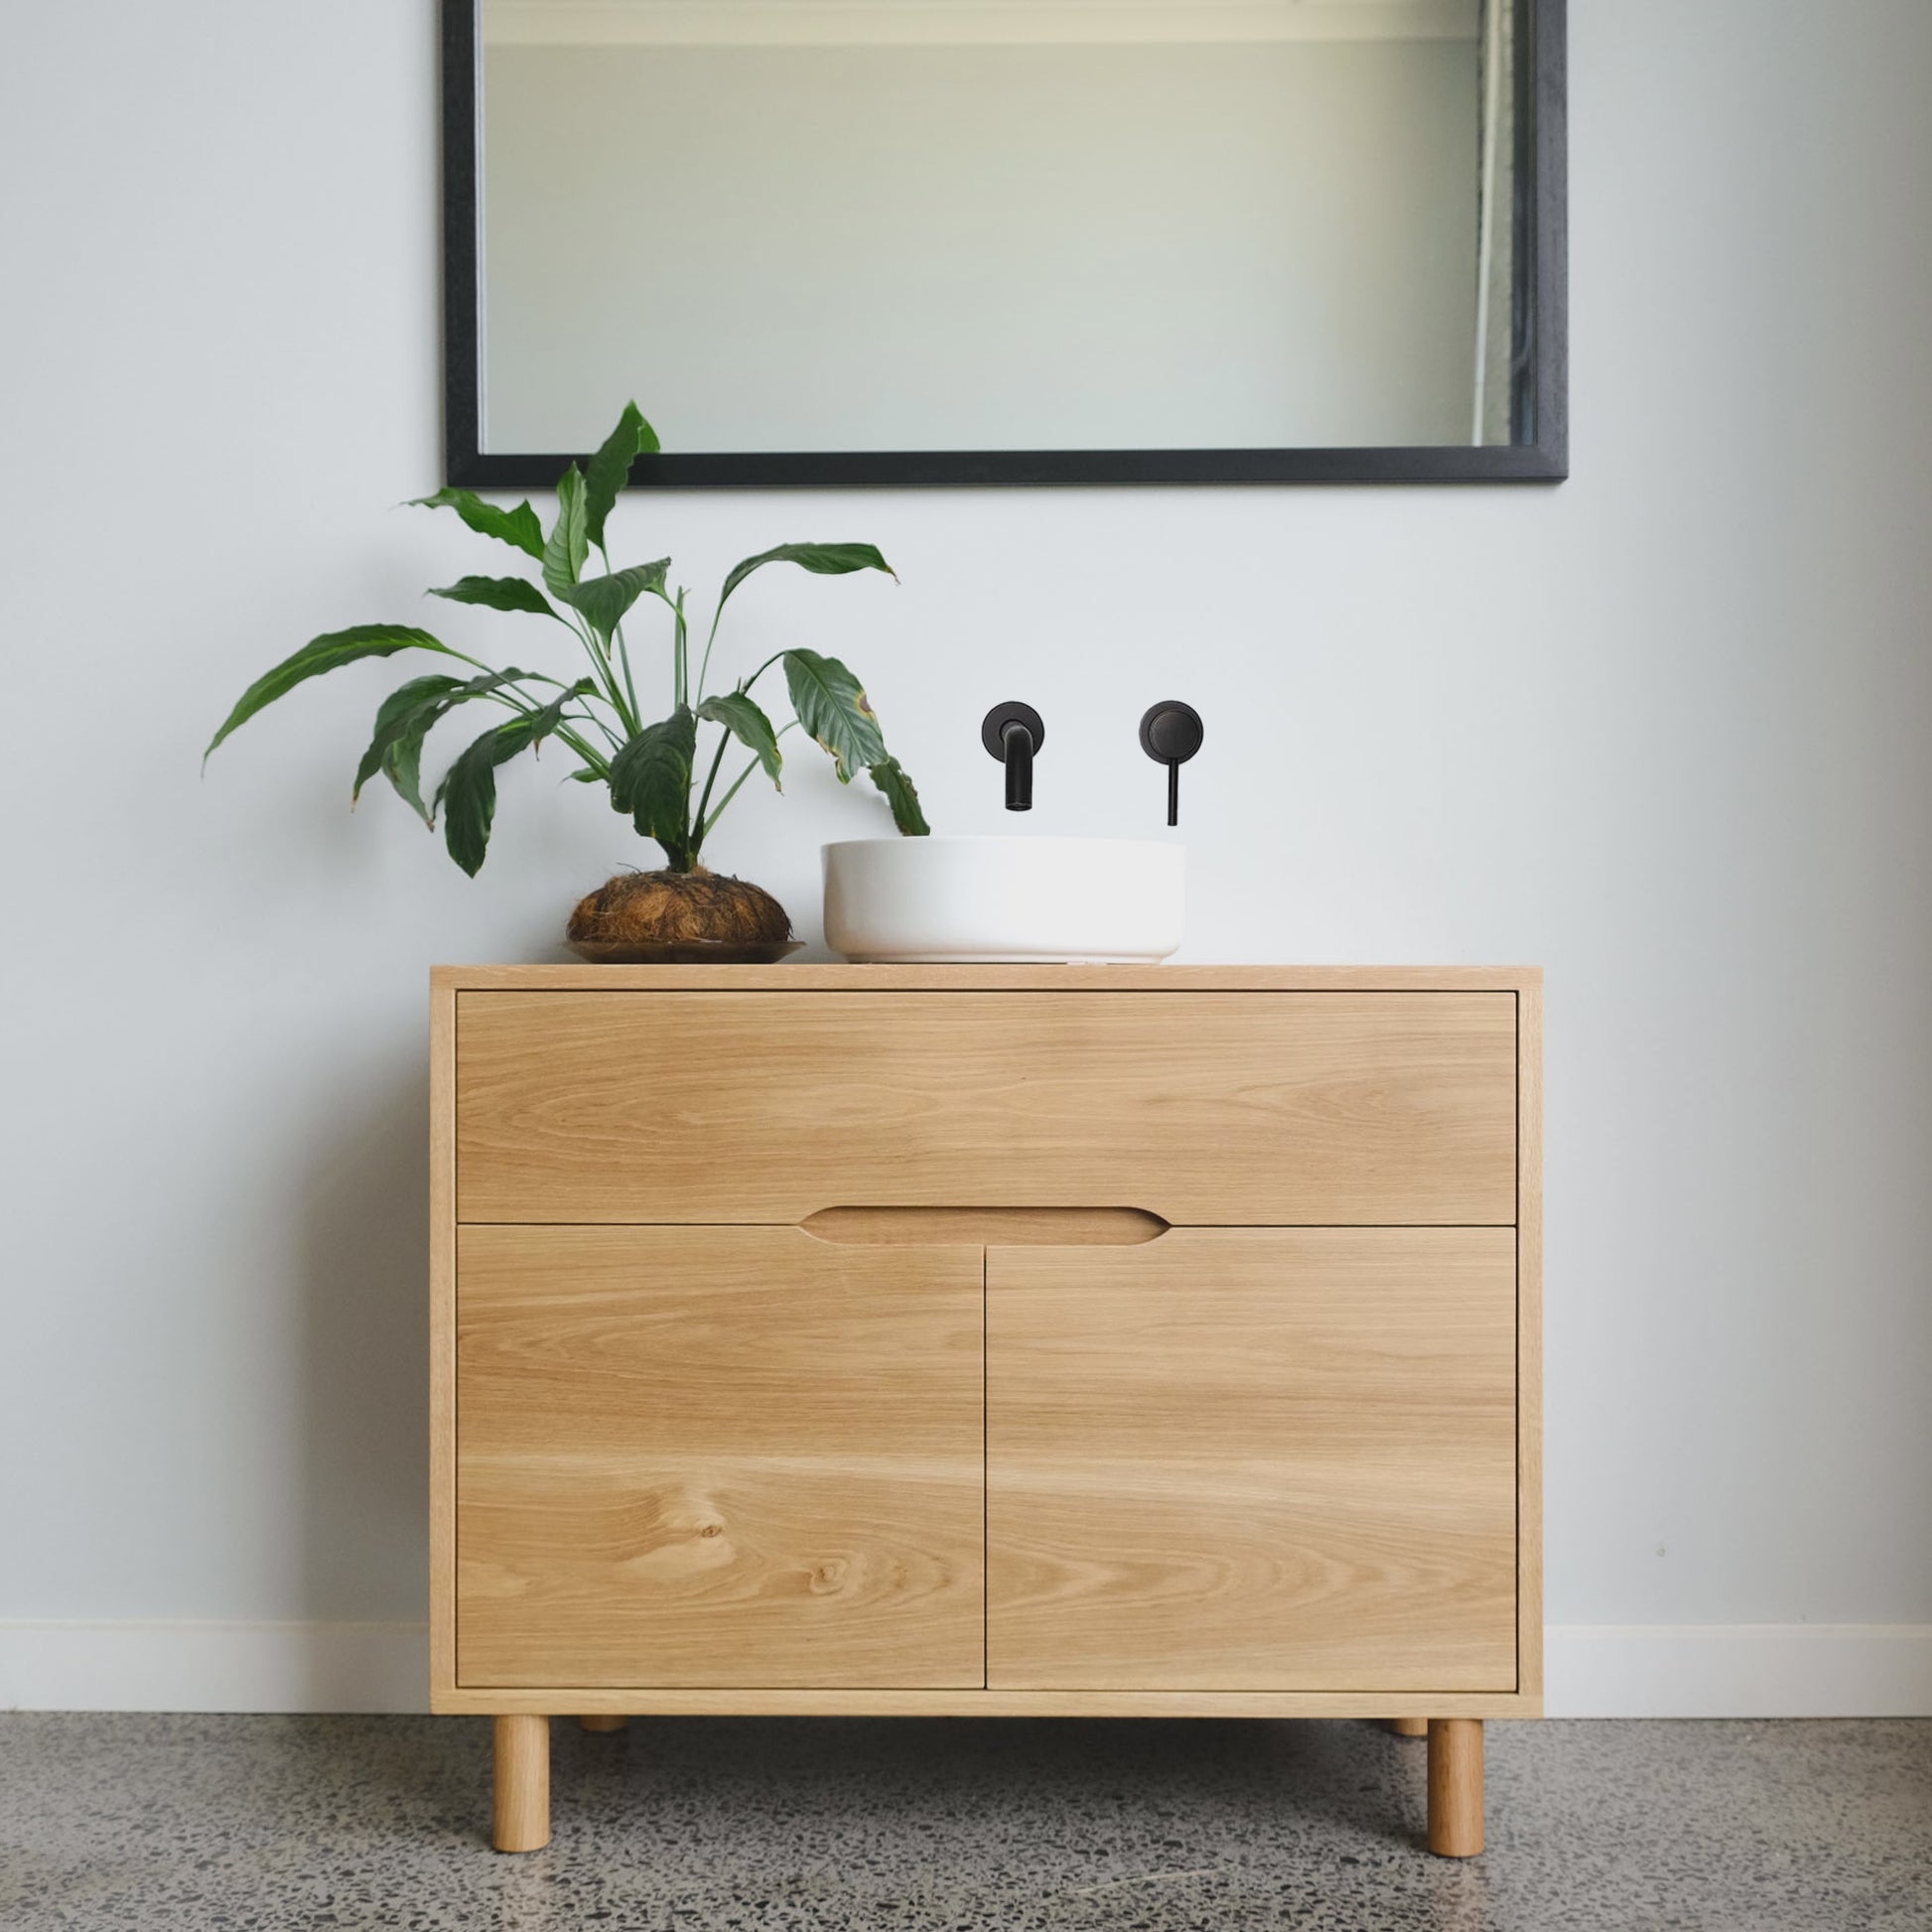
468,0,1550,466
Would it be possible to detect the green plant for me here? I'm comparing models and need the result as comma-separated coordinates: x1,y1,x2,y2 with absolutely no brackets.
206,402,926,875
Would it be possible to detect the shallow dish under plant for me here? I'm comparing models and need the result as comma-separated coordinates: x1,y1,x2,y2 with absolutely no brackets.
206,402,926,942
563,938,805,965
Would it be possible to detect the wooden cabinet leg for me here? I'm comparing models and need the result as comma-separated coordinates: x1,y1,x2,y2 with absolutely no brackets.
492,1715,550,1853
1426,1719,1483,1857
1390,1717,1429,1737
578,1715,628,1733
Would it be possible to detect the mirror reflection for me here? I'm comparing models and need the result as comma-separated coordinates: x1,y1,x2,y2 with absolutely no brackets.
477,0,1531,454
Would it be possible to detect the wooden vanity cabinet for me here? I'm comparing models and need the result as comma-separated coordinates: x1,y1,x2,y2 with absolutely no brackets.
432,965,1541,1860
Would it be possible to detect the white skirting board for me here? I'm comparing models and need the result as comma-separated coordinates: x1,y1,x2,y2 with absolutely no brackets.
1,1622,1928,1717
0,1621,430,1715
1544,1625,1932,1719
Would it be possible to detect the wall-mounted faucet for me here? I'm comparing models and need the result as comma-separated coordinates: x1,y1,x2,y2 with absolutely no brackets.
982,702,1044,811
1139,701,1204,826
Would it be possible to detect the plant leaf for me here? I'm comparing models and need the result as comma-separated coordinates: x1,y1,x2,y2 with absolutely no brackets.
584,401,660,549
781,648,888,782
384,732,432,826
206,624,454,760
438,724,522,877
868,756,929,836
609,707,696,862
557,559,670,643
717,542,895,617
515,685,588,750
407,488,544,560
352,673,464,821
542,465,589,597
428,575,560,621
438,690,581,876
350,667,538,814
697,692,783,791
427,683,588,812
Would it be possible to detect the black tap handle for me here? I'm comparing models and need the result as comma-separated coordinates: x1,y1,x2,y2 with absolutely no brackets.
1139,701,1203,827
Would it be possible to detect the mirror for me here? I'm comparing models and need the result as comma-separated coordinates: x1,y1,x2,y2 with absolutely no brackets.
444,0,1565,486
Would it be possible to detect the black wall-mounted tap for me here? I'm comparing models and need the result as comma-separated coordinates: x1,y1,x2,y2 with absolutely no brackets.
1140,701,1204,826
982,702,1044,811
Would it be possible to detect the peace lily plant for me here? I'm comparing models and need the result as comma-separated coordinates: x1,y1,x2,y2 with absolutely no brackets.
206,404,926,903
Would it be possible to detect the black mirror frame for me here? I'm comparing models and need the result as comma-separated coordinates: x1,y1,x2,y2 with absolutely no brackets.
441,0,1565,489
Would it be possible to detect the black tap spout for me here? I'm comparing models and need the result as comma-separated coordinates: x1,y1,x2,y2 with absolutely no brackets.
1002,720,1035,811
982,702,1045,813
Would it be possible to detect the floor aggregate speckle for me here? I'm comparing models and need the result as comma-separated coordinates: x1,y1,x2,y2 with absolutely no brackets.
0,1715,1926,1930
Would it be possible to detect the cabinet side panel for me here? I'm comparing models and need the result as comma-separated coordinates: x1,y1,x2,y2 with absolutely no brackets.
1517,983,1544,1699
430,978,459,1701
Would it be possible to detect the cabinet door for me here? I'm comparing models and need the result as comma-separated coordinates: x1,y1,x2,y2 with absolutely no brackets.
457,1226,985,1689
987,1229,1517,1692
457,991,1517,1226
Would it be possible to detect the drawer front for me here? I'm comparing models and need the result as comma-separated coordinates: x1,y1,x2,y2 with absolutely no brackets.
986,1228,1518,1693
456,1226,986,1689
457,990,1517,1225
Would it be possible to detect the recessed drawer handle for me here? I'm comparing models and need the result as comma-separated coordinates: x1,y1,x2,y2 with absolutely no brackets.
800,1206,1169,1247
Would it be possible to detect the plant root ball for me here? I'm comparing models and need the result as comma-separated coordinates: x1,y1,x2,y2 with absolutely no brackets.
567,868,792,947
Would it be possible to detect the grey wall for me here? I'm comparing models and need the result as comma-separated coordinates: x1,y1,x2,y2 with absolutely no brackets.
4,1,1932,1710
482,38,1481,451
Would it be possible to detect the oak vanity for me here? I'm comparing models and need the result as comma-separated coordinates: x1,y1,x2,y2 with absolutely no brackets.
431,965,1541,1857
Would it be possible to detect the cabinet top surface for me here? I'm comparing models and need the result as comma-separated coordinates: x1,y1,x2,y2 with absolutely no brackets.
433,964,1541,994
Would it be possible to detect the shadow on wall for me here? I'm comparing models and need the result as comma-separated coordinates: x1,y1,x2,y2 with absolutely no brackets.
297,1042,432,1671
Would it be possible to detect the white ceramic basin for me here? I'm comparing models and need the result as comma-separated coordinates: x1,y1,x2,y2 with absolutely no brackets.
822,836,1184,963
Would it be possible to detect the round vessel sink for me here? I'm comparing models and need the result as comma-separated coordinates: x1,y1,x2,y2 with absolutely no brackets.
822,836,1184,963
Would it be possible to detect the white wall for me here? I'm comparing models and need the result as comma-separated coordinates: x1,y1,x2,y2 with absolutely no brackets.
482,37,1480,451
4,0,1931,1717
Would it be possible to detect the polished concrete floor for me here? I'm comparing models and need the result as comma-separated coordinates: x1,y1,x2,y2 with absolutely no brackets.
0,1714,1926,1930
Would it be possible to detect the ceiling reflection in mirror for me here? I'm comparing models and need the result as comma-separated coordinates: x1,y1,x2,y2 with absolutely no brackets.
472,0,1540,460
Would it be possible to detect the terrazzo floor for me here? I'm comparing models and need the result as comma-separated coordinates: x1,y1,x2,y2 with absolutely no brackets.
1,1714,1926,1930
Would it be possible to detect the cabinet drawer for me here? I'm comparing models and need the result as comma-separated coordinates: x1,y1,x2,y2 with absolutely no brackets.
457,990,1517,1225
987,1228,1518,1693
456,1225,985,1689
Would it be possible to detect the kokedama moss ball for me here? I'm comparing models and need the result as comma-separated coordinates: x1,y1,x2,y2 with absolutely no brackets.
567,869,792,948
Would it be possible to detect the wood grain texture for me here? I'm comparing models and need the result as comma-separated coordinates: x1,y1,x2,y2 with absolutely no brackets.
1427,1719,1484,1857
456,991,1517,1226
433,1685,1541,1718
429,978,458,1701
491,1715,549,1853
802,1206,1167,1247
429,964,1542,1727
434,966,1538,997
986,1230,1518,1692
1517,982,1544,1699
456,1226,985,1689
434,966,1542,994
